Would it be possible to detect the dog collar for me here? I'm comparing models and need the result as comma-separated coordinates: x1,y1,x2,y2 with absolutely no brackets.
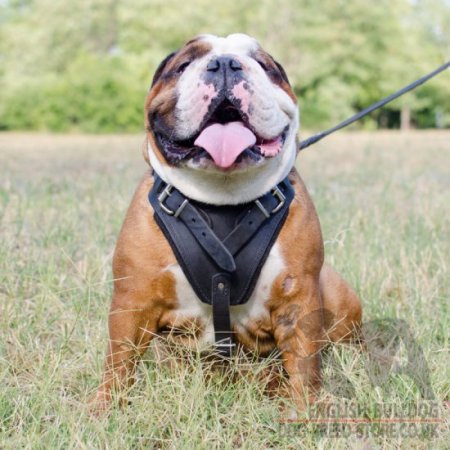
148,172,295,356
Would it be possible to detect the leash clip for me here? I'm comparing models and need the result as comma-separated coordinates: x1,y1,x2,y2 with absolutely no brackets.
158,184,189,217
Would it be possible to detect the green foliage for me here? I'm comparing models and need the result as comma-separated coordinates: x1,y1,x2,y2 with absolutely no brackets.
0,54,145,132
0,0,448,132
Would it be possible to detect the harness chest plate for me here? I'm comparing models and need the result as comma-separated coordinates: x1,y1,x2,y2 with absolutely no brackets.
149,174,294,305
148,173,295,355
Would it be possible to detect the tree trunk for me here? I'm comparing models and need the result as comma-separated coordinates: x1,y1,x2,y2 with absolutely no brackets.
400,106,411,131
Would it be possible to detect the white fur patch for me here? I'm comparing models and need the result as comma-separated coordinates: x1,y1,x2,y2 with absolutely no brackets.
175,34,297,141
148,32,300,205
148,107,298,205
202,33,259,56
166,243,285,347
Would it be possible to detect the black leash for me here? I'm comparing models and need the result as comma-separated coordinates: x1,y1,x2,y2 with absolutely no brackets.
299,61,449,151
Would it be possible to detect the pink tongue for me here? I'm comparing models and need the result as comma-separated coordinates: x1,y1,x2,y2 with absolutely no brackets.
194,121,256,168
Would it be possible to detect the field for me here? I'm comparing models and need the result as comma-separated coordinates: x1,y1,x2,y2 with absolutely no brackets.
0,131,449,449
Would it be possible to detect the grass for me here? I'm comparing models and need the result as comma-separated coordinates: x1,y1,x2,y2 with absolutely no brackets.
0,131,449,449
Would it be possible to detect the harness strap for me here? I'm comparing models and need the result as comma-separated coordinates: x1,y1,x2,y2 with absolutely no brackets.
155,177,236,272
149,173,295,356
155,177,288,268
212,273,235,357
222,183,287,255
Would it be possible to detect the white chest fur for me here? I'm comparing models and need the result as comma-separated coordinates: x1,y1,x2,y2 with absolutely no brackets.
166,243,285,347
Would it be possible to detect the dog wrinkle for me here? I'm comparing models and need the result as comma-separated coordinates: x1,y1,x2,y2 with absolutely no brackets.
146,35,300,204
275,304,302,329
231,81,251,114
93,35,363,414
168,39,212,69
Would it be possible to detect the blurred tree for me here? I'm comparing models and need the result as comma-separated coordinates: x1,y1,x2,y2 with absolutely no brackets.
0,0,448,132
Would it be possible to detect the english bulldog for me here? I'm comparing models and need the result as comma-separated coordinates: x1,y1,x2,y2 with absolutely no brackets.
92,33,362,412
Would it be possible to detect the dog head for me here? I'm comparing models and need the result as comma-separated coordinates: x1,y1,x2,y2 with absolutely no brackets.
145,33,299,204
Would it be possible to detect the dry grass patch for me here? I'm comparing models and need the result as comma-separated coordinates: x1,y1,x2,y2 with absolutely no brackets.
0,131,449,448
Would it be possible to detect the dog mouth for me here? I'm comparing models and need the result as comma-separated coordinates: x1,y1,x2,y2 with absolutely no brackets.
154,99,288,170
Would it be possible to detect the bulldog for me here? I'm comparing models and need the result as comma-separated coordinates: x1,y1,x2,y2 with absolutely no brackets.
92,33,362,412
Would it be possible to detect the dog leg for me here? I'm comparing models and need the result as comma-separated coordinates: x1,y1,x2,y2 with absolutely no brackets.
90,295,157,414
319,263,362,343
271,281,323,411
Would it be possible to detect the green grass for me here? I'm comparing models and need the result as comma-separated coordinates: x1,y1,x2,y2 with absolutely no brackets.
0,131,449,449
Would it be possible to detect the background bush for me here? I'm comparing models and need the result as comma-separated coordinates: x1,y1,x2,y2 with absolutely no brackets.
0,0,448,133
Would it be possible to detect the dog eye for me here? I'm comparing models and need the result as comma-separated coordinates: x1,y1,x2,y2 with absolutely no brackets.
256,60,268,71
177,61,191,73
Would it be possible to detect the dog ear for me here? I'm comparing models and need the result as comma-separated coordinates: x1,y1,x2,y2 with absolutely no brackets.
273,60,290,85
266,53,291,86
151,51,178,88
263,52,291,86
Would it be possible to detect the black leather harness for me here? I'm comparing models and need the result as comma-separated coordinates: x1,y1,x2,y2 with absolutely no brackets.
148,173,295,356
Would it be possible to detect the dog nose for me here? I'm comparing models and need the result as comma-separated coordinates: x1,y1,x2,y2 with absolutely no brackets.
206,56,243,73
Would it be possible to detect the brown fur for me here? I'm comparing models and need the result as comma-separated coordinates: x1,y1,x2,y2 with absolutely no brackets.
144,40,212,166
252,49,297,102
91,168,362,412
91,38,362,413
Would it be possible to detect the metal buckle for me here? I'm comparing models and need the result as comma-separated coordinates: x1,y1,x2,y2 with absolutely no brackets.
158,184,189,217
255,199,270,218
216,341,236,348
216,339,236,352
174,199,189,218
271,186,286,213
255,186,286,218
158,185,175,215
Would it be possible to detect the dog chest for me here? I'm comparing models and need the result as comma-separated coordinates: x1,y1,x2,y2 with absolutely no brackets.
162,243,285,348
